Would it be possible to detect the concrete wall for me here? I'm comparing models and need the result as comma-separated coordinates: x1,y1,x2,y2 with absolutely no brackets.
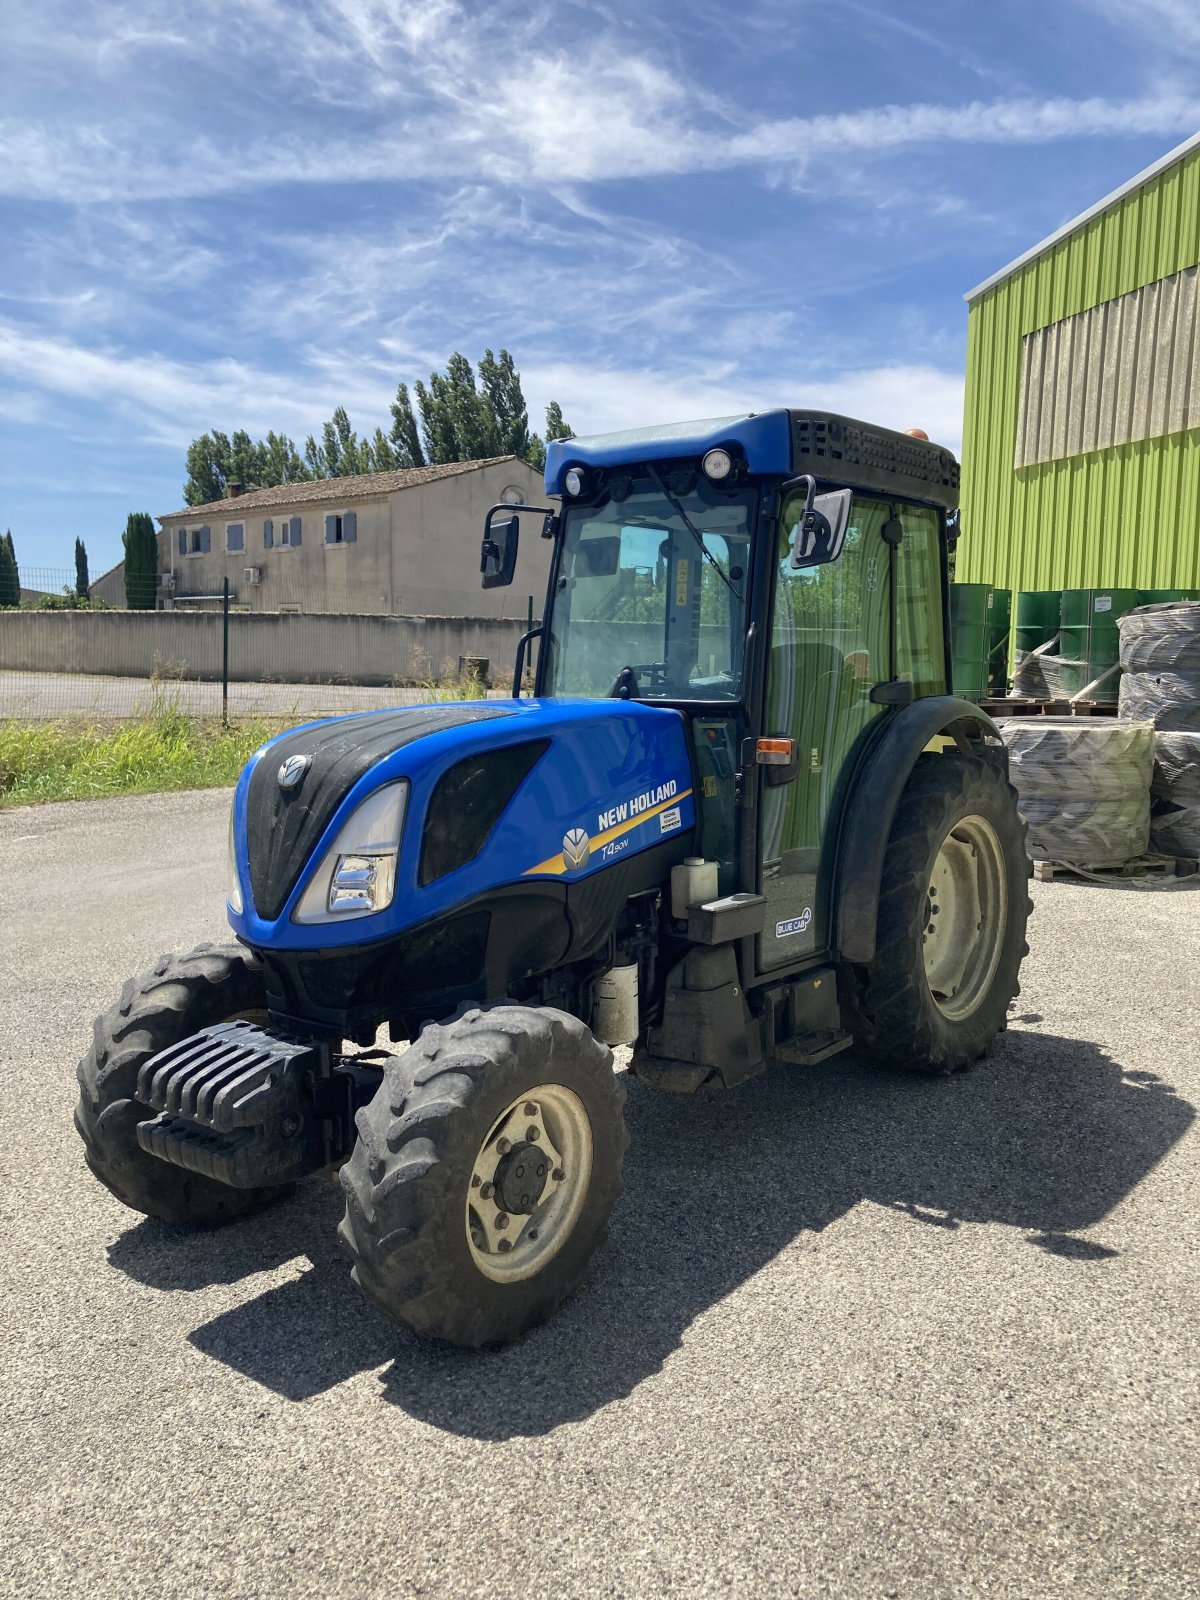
0,609,536,687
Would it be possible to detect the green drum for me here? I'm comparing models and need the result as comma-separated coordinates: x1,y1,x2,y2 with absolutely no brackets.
1058,587,1141,701
1014,590,1061,655
949,583,991,700
1139,587,1200,603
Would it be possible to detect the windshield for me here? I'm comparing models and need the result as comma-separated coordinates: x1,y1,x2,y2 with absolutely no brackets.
542,471,754,701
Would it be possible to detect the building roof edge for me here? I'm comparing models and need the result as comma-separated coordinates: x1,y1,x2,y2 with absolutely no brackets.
964,130,1200,305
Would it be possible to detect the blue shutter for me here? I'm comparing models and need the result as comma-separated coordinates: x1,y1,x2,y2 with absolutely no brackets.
290,516,301,547
343,510,357,543
178,528,187,556
264,518,273,549
227,523,244,552
199,525,211,553
324,514,337,544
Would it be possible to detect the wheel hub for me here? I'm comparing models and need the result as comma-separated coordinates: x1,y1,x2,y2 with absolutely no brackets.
466,1085,592,1284
493,1140,550,1215
922,813,1008,1023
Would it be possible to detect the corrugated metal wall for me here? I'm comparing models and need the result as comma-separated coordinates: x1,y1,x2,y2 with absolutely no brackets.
959,146,1200,592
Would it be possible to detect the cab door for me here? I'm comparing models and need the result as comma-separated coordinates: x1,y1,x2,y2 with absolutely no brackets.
757,493,893,968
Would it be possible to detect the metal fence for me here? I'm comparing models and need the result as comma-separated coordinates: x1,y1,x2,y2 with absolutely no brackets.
1,570,541,722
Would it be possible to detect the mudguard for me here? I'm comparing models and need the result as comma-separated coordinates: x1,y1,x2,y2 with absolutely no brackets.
228,698,697,952
834,697,1006,965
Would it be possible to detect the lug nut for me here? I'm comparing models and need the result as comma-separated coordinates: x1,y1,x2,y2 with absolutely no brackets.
496,1137,511,1155
496,1212,509,1229
524,1102,537,1116
498,1240,513,1253
552,1167,564,1182
526,1126,539,1142
479,1182,494,1200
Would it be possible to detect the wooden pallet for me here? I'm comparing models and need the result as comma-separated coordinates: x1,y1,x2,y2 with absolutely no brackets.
981,698,1119,718
1032,854,1196,883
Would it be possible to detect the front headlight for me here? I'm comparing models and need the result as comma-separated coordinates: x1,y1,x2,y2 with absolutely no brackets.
228,803,243,914
293,781,408,924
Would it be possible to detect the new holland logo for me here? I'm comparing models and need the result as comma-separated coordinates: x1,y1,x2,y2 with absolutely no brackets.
562,827,591,870
277,753,311,790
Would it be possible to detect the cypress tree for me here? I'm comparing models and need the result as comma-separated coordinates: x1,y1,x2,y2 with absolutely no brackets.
75,537,90,599
0,534,18,607
123,513,158,610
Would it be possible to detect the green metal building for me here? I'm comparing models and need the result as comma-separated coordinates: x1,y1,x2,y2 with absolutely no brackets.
958,132,1199,593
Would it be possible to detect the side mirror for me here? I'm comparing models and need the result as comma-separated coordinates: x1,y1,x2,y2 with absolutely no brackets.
481,508,520,589
784,476,852,569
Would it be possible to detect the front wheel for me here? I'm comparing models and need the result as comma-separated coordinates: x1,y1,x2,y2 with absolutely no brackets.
339,1004,627,1347
75,943,285,1225
839,752,1031,1073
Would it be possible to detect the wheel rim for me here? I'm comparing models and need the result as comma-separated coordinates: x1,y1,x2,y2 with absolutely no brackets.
465,1084,593,1284
922,813,1008,1023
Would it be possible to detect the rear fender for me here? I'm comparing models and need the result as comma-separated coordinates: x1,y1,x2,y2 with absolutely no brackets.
834,697,1006,964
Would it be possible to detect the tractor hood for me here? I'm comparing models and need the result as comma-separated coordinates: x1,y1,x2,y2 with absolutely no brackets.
228,698,697,951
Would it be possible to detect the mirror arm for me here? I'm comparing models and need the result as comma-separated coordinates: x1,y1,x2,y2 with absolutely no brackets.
512,626,543,698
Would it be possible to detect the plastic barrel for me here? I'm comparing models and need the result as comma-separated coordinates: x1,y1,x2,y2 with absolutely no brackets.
949,583,990,700
1058,587,1141,701
1014,590,1061,654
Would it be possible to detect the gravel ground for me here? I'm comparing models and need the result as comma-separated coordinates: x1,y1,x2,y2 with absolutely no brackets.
2,789,1198,1599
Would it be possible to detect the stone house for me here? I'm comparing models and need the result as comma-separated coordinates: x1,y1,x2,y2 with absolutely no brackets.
156,455,549,618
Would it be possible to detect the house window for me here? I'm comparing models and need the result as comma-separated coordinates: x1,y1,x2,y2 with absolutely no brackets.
280,518,293,547
324,510,358,545
225,522,245,554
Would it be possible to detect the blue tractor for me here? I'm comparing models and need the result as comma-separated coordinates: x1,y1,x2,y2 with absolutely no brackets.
77,411,1030,1346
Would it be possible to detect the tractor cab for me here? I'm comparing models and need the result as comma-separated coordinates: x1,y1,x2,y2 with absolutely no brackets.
483,410,962,984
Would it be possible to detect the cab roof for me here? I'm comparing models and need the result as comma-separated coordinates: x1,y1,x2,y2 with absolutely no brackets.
545,408,959,510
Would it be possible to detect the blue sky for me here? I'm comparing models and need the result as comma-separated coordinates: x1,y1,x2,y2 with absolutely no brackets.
2,0,1198,579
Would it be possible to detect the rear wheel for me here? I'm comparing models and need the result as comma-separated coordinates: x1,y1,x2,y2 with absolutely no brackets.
75,943,284,1226
840,752,1030,1073
339,1003,627,1347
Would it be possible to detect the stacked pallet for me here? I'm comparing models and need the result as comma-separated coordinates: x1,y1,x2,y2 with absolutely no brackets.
1118,603,1200,858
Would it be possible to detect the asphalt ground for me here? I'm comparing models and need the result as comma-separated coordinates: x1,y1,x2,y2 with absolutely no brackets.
2,789,1198,1599
0,669,473,721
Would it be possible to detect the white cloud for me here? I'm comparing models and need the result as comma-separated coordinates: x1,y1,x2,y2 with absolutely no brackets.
523,360,966,457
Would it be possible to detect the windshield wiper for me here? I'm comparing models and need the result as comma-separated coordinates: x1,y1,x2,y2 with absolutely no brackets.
646,465,740,602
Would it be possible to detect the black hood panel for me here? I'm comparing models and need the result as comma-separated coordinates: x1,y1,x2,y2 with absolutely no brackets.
246,705,511,920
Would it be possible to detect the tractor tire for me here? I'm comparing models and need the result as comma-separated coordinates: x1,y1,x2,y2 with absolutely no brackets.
339,1003,627,1347
75,943,284,1227
839,752,1030,1075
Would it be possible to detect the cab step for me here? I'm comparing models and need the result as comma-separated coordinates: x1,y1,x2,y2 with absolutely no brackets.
771,1028,854,1066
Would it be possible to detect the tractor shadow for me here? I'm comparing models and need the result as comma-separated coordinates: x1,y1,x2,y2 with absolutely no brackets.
110,1025,1193,1430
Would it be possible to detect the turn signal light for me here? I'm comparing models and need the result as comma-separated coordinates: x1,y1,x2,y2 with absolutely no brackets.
756,738,795,766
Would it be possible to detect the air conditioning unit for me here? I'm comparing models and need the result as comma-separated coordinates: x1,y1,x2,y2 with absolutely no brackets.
158,572,175,591
243,567,262,586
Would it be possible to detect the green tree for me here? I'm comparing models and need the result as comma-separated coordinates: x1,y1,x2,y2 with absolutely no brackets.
526,399,574,472
75,537,90,598
389,383,426,467
123,512,158,610
478,348,531,460
184,429,311,505
0,532,19,607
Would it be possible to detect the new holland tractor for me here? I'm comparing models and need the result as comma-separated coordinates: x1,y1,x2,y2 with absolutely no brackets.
76,410,1030,1347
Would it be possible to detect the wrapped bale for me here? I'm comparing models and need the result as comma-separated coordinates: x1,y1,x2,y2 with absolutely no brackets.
1149,730,1200,857
1000,717,1154,866
1118,603,1200,731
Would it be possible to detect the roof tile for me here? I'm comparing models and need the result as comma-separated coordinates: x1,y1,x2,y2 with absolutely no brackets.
160,455,522,521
